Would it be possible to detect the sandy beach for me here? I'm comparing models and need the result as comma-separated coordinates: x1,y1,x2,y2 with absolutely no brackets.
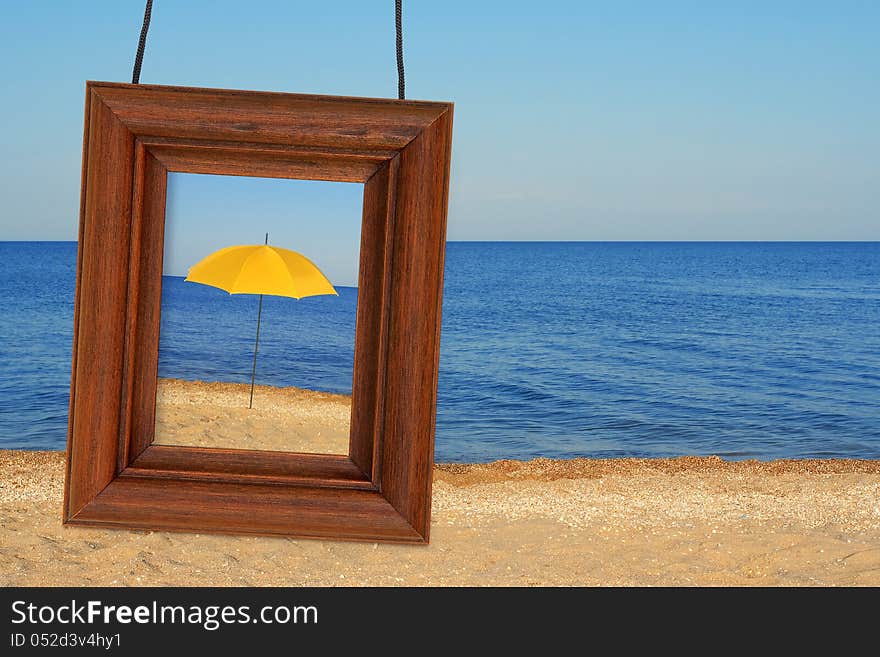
154,378,351,454
2,448,879,586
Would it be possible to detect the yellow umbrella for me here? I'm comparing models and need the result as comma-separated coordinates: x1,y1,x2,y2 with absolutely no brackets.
185,234,338,408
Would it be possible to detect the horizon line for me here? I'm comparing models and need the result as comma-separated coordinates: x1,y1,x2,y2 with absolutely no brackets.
2,239,879,244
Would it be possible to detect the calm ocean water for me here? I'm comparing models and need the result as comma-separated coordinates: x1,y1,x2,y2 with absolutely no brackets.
1,241,878,461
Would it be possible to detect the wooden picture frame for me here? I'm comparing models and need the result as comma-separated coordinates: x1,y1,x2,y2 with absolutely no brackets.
63,82,453,543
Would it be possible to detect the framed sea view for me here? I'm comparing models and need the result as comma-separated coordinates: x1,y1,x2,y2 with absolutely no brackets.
2,0,880,615
59,81,452,543
152,173,364,457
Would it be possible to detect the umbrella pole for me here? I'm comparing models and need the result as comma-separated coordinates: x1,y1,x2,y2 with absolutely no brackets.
248,293,264,409
247,232,270,408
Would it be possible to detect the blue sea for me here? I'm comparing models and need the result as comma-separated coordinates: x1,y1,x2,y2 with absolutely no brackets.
1,241,879,461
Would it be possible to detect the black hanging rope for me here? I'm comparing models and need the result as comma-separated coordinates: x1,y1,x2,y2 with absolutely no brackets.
131,0,153,84
395,0,405,99
130,0,406,99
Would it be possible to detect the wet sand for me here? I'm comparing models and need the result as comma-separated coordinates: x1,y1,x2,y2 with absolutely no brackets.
2,450,879,586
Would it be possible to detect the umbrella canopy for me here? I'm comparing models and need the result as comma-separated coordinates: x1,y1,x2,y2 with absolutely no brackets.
184,236,338,408
185,244,337,299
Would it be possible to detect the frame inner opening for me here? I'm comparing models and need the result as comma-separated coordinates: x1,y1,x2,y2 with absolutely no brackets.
152,172,364,457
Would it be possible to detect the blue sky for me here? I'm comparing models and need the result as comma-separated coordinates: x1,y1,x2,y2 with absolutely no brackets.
1,1,877,265
165,174,363,283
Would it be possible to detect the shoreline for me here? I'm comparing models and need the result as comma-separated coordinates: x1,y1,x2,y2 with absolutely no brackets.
2,449,879,586
5,448,880,479
435,454,880,483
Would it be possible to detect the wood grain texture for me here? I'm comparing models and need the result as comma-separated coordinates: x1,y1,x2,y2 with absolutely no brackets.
348,158,399,479
90,82,448,151
119,146,167,468
65,89,136,517
63,83,94,524
145,139,389,183
130,446,372,489
72,477,423,543
379,109,454,540
64,82,453,543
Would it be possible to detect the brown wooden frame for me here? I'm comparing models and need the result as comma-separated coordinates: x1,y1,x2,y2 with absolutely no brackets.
63,82,453,543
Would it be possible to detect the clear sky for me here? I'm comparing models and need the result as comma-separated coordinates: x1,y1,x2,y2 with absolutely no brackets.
1,1,877,251
165,174,363,283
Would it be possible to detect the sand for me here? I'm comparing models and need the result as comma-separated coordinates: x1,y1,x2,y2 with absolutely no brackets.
3,380,880,586
2,449,880,586
154,378,351,454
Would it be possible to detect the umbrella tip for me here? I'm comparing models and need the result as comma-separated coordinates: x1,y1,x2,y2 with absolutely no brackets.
264,232,269,245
